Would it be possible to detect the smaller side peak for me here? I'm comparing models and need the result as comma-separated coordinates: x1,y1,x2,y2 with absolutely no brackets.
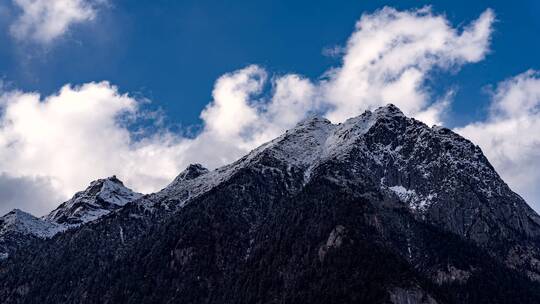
2,209,29,221
44,174,141,226
8,208,24,215
2,209,38,227
4,209,34,218
1,208,60,238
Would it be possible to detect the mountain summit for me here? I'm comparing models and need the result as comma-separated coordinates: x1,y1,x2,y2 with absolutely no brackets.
0,176,141,260
1,104,540,303
45,176,142,226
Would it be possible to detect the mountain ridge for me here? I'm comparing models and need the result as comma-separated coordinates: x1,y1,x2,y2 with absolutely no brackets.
1,104,540,303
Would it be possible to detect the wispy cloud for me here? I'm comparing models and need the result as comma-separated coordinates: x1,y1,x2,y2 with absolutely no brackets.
322,7,494,124
9,0,105,44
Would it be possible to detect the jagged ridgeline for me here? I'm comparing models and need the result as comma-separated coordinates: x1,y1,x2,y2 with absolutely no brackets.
1,104,540,304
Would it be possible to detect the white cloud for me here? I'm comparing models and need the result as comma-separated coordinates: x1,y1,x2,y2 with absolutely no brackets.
10,0,104,44
0,7,496,215
321,7,494,125
456,70,540,211
0,82,188,198
201,65,267,142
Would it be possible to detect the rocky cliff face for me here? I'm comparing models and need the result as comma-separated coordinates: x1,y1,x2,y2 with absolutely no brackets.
1,104,540,303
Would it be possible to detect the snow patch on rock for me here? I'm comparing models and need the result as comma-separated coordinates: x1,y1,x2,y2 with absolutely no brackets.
388,185,436,212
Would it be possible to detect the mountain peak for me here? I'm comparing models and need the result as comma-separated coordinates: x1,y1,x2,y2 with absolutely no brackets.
104,175,123,184
85,175,124,193
0,208,60,239
1,176,142,259
373,103,405,117
45,176,142,226
6,208,26,216
3,208,33,220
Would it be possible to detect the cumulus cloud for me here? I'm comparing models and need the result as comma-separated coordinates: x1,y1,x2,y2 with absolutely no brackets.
9,0,104,44
0,82,191,198
0,7,496,215
456,70,540,210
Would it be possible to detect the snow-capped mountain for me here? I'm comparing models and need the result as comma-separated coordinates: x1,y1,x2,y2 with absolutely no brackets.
0,176,141,260
45,176,142,226
149,104,540,246
2,105,540,304
0,209,62,260
0,209,60,239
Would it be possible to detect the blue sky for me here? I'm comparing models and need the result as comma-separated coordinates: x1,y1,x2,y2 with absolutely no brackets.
1,0,540,215
1,0,539,127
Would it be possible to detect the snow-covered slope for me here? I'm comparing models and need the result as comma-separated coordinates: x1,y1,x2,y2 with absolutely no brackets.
0,209,61,239
0,209,62,260
45,176,142,226
0,176,142,260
